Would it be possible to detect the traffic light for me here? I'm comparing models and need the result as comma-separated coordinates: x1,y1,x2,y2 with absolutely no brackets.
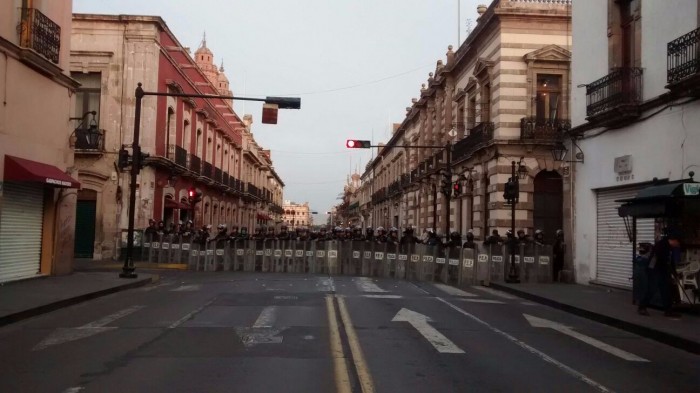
138,151,150,170
346,140,371,149
503,177,519,202
117,148,131,171
187,188,202,204
440,170,452,196
453,181,462,197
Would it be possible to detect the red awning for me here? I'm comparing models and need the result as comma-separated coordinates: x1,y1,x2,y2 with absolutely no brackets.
4,155,80,188
164,198,190,209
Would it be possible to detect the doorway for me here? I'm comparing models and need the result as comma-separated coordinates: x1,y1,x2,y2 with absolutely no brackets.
74,189,97,258
533,170,563,244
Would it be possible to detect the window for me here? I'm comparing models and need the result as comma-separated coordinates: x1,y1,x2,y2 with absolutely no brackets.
535,75,562,122
72,72,101,124
196,129,203,157
467,95,476,130
183,120,191,152
608,0,641,68
166,107,175,158
481,83,491,122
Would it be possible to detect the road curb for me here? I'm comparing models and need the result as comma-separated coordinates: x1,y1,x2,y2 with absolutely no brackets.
0,275,155,328
489,282,700,355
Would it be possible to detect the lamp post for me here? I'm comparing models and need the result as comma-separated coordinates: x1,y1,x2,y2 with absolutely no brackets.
120,83,300,279
504,158,528,283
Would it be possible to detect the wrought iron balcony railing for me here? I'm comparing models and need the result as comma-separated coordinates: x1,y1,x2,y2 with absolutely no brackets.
73,127,104,152
189,154,201,174
213,167,223,183
19,8,61,64
174,146,187,167
586,68,643,118
222,172,230,188
452,122,494,163
202,161,213,179
668,27,700,85
520,117,570,141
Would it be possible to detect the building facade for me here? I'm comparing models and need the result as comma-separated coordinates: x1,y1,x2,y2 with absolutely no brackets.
570,0,700,286
70,15,283,260
0,0,81,282
358,0,572,274
282,200,312,230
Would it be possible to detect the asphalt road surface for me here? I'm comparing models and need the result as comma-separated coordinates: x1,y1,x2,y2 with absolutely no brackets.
1,272,698,393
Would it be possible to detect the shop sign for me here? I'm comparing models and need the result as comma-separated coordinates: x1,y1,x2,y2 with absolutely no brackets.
683,183,700,196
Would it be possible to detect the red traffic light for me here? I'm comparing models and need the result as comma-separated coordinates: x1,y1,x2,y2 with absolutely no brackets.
346,140,371,149
188,188,196,198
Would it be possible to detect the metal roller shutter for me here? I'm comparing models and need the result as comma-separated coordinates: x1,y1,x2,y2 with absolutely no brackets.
596,187,654,288
0,183,44,282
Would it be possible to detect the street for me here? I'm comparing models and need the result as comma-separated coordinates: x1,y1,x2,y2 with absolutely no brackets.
1,272,698,393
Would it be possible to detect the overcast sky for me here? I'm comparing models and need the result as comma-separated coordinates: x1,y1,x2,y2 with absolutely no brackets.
74,0,484,224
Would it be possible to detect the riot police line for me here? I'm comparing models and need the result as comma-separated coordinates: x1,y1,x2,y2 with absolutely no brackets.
132,232,554,285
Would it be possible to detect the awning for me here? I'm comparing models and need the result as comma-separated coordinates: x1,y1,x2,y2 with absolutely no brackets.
164,198,190,209
617,181,700,218
4,155,80,188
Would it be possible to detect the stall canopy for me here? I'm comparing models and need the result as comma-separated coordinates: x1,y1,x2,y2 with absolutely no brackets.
4,155,80,188
618,180,700,218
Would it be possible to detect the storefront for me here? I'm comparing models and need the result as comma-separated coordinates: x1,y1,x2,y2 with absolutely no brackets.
595,186,655,287
0,155,80,282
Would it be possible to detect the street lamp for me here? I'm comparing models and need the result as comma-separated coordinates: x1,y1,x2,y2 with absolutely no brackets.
503,157,527,283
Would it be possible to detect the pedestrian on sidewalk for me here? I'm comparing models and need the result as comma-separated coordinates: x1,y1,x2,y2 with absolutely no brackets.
638,231,682,318
553,229,566,282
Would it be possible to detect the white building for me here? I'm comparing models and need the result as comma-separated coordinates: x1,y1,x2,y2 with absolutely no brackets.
282,200,312,230
571,0,700,287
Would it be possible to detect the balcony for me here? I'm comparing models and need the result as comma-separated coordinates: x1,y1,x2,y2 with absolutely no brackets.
167,145,188,167
72,127,104,153
388,181,401,197
202,161,213,179
19,8,61,64
213,167,223,184
452,122,494,163
667,27,700,96
520,117,570,142
585,68,643,126
247,183,261,199
189,154,201,174
222,172,230,188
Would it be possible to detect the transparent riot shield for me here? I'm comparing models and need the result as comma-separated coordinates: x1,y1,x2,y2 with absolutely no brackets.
489,243,505,282
446,246,462,286
291,240,305,273
243,240,255,272
281,239,294,273
327,241,340,275
384,243,399,278
339,241,353,275
435,245,448,283
371,243,387,277
271,239,283,273
148,234,161,263
475,243,490,285
421,244,438,282
180,239,192,267
254,240,265,272
141,233,153,263
158,234,172,264
459,247,477,287
536,245,553,283
407,243,423,281
520,243,537,283
262,239,274,272
396,242,414,280
361,242,374,277
348,241,364,276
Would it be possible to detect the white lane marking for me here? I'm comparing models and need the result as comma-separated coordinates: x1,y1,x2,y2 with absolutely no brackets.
433,283,477,297
63,387,84,393
265,288,285,291
317,277,336,292
168,298,216,329
392,308,465,354
363,295,403,299
409,282,431,295
235,327,286,348
456,298,505,304
472,286,518,299
355,277,387,293
171,284,201,292
521,301,538,306
275,295,298,300
253,306,278,328
524,314,649,362
33,305,145,350
140,282,175,291
436,297,613,393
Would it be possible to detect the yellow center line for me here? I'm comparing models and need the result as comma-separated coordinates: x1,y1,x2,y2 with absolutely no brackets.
337,295,376,393
326,295,352,393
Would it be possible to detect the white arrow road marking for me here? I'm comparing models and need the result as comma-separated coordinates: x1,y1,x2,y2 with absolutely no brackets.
235,327,287,348
171,284,201,292
33,305,145,351
524,314,649,362
253,306,277,328
316,277,336,292
472,286,518,299
356,277,387,293
63,387,84,393
456,298,505,304
363,294,403,299
433,283,477,297
169,298,216,329
392,308,464,354
436,298,613,393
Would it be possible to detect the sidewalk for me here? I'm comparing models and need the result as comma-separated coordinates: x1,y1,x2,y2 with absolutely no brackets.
0,272,156,327
490,282,700,355
74,258,188,272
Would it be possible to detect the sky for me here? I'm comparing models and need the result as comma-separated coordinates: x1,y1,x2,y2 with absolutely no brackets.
74,0,484,224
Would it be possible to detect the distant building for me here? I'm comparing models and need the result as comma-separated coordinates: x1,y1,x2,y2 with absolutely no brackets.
282,201,312,229
570,0,700,287
70,15,283,259
0,1,81,282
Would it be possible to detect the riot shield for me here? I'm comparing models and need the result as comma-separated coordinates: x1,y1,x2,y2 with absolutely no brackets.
536,245,553,283
327,241,340,275
384,243,399,278
475,243,490,285
254,240,265,272
489,243,505,282
459,247,477,286
446,246,462,286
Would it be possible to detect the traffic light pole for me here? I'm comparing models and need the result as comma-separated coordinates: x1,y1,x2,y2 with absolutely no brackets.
505,160,520,283
120,83,300,279
120,85,144,278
